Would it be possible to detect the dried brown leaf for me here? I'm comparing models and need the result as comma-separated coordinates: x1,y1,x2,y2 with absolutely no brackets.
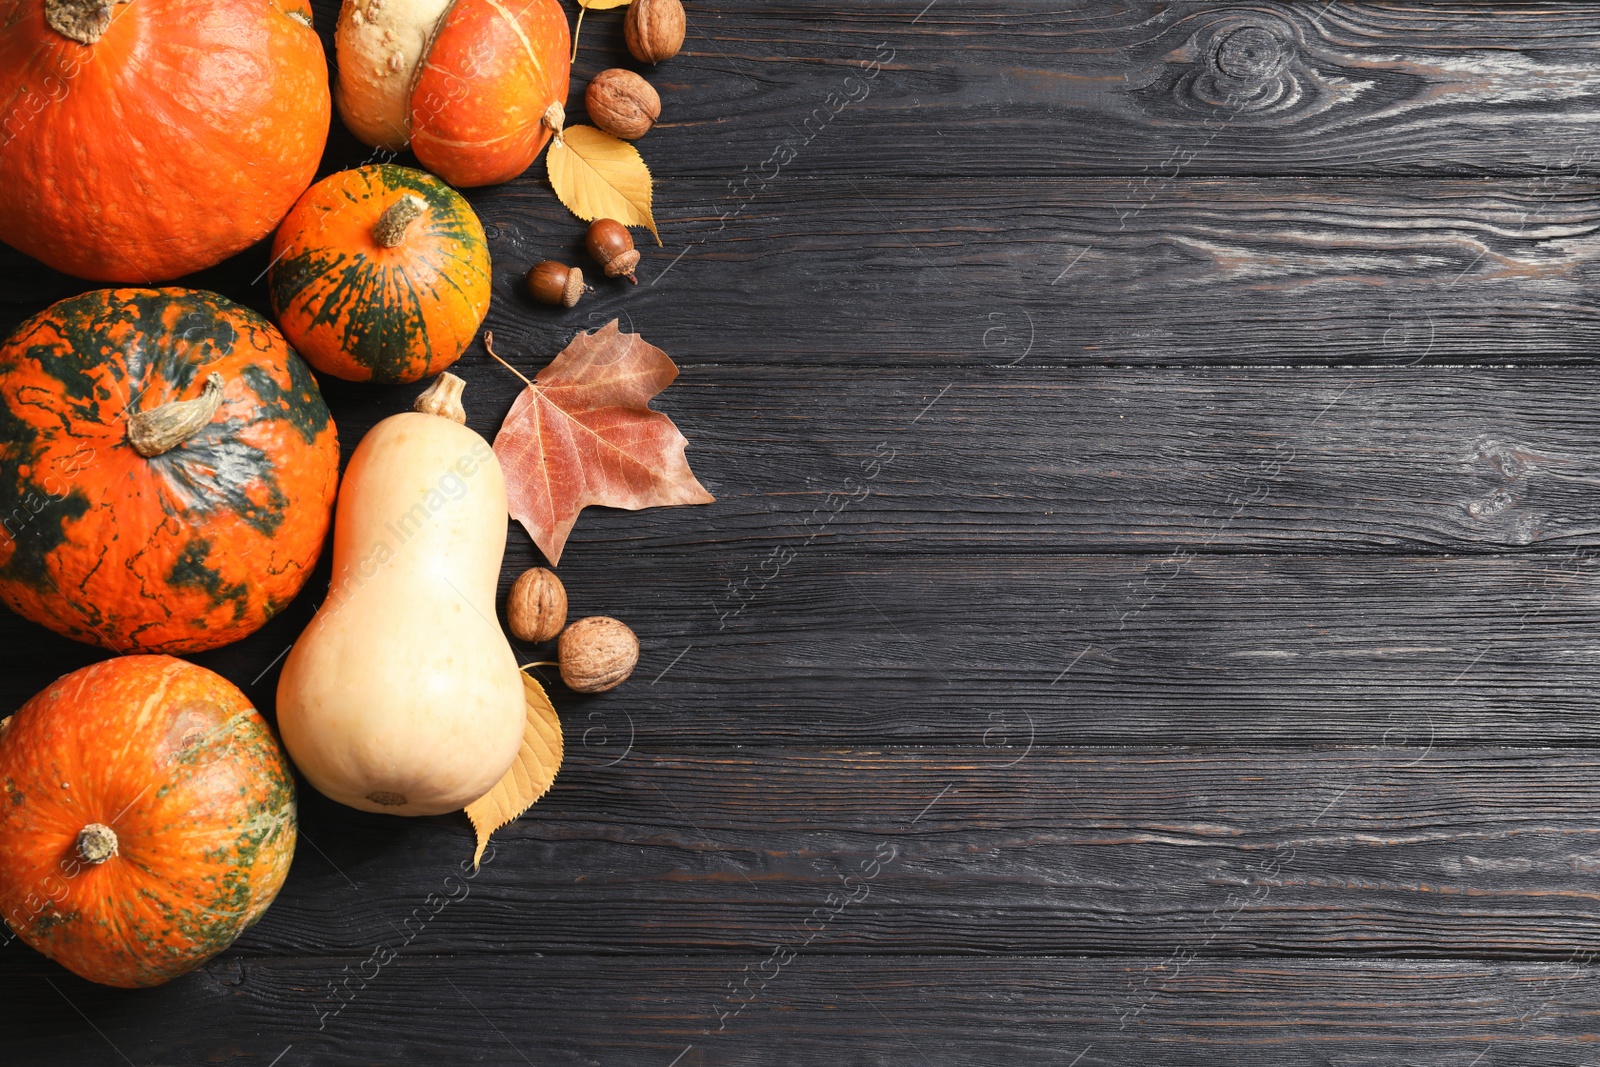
490,323,714,565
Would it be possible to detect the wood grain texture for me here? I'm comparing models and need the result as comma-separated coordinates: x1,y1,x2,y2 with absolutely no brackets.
32,746,1586,960
3,1,1600,1062
0,361,1575,565
2,954,1593,1066
18,177,1600,369
471,177,1600,370
33,551,1589,750
563,1,1600,181
324,364,1600,557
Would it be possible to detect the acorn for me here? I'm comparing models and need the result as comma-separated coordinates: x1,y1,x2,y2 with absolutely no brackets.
526,260,590,307
586,219,640,283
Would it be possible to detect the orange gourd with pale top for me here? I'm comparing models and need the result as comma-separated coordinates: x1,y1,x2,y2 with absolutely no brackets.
335,0,569,187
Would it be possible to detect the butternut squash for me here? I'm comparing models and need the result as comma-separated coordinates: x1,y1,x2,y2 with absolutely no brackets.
276,374,524,815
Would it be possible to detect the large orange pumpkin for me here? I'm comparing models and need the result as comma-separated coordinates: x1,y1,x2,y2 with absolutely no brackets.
335,0,569,187
0,656,297,988
0,0,331,282
269,164,492,383
0,288,340,653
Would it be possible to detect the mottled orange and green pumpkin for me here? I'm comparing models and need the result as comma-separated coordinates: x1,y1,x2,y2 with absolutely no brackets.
269,164,492,384
0,656,297,988
0,288,339,654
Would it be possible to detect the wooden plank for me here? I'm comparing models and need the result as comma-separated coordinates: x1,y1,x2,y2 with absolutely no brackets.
460,1,1600,180
13,176,1600,367
320,363,1600,557
582,177,1600,369
16,746,1578,960
2,953,1593,1066
31,551,1583,750
6,361,1594,567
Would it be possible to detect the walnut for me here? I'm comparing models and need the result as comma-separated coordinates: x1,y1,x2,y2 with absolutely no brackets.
624,0,685,64
506,568,568,642
558,617,639,693
586,69,661,141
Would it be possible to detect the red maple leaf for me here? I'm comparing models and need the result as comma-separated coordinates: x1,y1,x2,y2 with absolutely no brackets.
490,322,714,564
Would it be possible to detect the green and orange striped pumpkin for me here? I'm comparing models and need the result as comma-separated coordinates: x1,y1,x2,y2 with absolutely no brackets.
269,164,492,384
0,656,297,988
0,288,339,654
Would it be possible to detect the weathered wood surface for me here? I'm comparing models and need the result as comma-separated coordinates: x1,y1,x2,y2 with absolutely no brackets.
5,0,1600,1063
17,177,1600,368
2,954,1596,1065
341,365,1600,556
81,746,1595,960
10,361,1600,571
0,552,1588,750
562,1,1600,181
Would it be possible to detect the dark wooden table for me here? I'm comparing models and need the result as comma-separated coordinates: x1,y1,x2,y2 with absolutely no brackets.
8,1,1600,1062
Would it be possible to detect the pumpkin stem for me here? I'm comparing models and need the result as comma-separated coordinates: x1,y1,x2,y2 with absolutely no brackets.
44,0,125,44
75,823,118,865
373,195,428,248
127,373,226,458
414,373,467,424
542,102,566,148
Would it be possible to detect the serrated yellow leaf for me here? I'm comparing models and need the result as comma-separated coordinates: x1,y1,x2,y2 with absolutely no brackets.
464,671,564,869
547,125,660,244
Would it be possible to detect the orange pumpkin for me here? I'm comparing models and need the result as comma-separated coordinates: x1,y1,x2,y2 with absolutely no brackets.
335,0,569,188
0,0,330,282
0,288,340,653
269,165,492,383
0,656,297,988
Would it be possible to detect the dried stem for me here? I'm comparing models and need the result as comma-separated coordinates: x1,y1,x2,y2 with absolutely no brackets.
483,332,534,387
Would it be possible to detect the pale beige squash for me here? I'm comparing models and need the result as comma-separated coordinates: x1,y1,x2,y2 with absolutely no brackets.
277,374,524,816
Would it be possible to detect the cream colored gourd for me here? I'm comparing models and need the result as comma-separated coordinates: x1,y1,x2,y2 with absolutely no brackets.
277,374,524,816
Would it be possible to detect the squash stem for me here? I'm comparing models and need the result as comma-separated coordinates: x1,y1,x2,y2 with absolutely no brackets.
373,195,427,248
44,0,124,44
127,373,225,458
414,373,468,424
75,823,118,865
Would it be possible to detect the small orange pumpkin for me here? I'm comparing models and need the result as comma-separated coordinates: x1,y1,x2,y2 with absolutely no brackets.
269,165,492,383
0,656,297,988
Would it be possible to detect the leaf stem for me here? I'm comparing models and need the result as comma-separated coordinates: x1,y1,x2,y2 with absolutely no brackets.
571,5,585,62
483,332,534,386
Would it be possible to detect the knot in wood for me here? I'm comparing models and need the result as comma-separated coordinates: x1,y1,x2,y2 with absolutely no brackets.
1188,15,1301,113
1129,11,1348,127
1212,26,1291,82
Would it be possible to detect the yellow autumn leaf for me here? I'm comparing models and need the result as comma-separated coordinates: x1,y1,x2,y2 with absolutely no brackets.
547,125,660,244
464,670,563,869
